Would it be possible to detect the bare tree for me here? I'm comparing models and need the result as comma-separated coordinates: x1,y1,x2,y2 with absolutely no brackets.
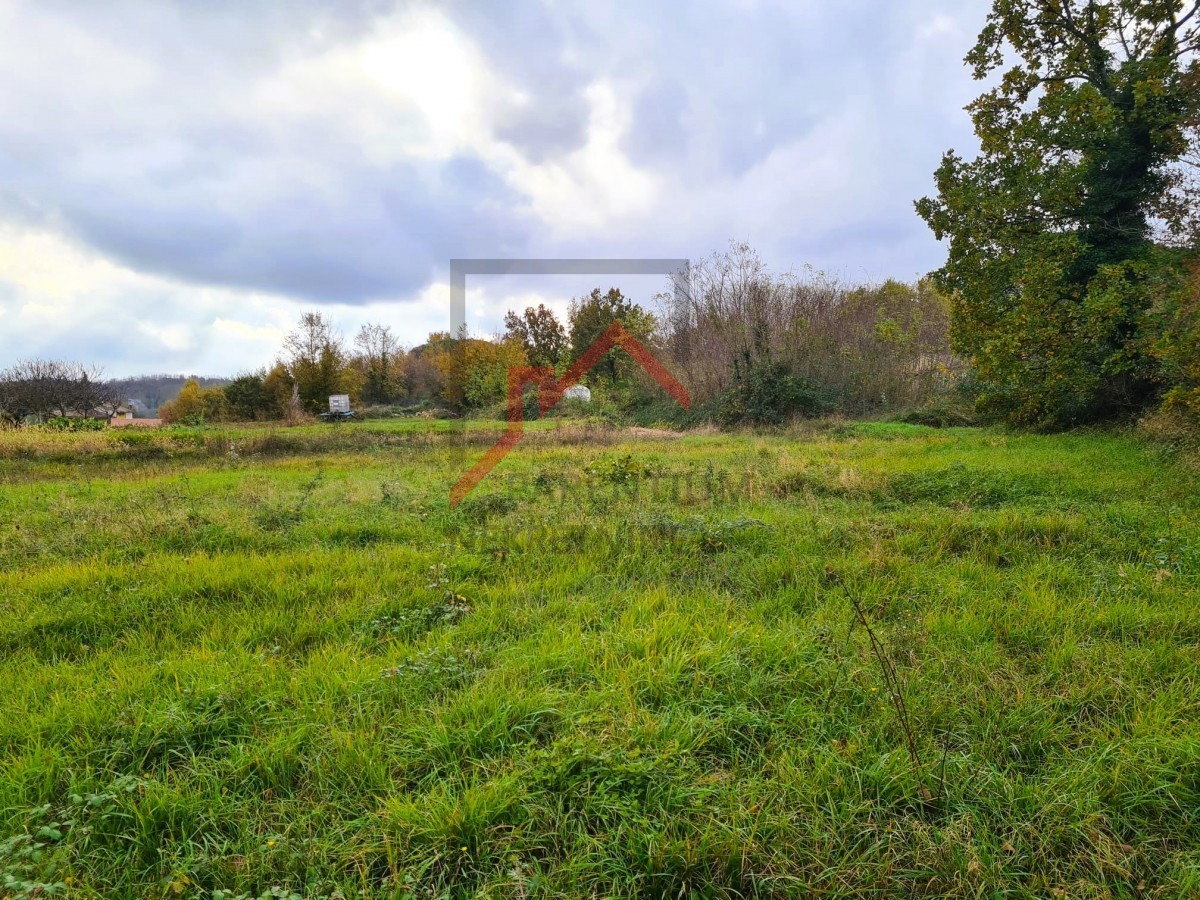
657,243,958,414
0,360,119,421
280,311,353,413
283,311,341,369
353,323,405,404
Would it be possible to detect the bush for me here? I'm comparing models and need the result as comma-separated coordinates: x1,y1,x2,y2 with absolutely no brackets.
895,402,977,428
1138,406,1200,450
1147,260,1200,422
159,379,229,424
716,357,834,427
223,371,276,421
44,416,107,432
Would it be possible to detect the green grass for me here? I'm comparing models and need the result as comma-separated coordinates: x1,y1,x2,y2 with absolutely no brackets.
1,420,1199,897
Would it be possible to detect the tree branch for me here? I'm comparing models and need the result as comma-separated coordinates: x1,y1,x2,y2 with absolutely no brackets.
1115,5,1133,62
1173,1,1199,34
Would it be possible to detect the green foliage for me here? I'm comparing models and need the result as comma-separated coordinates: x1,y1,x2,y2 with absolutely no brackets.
504,304,568,368
223,370,274,421
584,452,663,484
0,776,148,897
425,334,527,410
917,1,1200,426
568,288,657,384
281,312,357,414
260,363,296,420
1147,260,1200,419
354,323,406,406
716,356,834,426
159,378,230,425
43,416,106,432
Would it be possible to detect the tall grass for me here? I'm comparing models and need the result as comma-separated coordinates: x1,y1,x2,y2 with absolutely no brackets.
1,420,1198,895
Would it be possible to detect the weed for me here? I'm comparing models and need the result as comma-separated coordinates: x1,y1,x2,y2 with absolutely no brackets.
364,593,474,644
585,452,663,484
251,470,324,531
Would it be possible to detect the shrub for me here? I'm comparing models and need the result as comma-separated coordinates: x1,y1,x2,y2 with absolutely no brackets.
1147,260,1200,422
896,402,977,428
716,356,834,427
159,379,229,424
44,416,106,432
223,371,276,421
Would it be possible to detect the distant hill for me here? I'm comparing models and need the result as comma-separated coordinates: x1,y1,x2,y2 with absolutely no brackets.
107,374,230,415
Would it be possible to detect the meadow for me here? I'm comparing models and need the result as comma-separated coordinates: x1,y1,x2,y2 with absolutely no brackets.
1,419,1199,897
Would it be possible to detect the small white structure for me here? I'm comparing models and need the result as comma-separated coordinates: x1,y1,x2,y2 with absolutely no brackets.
563,385,592,402
328,394,351,414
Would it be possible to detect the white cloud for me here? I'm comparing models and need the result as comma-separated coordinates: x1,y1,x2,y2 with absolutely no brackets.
0,227,299,376
251,8,506,165
502,81,661,238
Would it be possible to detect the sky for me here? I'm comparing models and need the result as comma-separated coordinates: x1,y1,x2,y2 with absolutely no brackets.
0,0,991,378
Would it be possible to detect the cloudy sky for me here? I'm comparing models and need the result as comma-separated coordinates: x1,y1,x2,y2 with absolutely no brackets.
0,0,989,377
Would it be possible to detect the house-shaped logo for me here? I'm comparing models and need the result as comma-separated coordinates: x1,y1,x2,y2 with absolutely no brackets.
451,321,690,506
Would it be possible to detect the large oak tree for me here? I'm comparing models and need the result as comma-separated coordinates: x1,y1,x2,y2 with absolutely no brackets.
918,0,1200,426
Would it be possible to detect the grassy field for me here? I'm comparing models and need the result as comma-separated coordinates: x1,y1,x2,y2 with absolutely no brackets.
1,420,1199,897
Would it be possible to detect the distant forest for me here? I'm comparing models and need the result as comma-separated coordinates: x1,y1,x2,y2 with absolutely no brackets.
108,375,229,414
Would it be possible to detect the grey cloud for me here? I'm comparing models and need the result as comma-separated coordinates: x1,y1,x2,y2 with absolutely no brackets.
493,92,590,163
0,0,538,304
55,154,534,303
451,0,593,160
621,79,689,166
0,0,991,362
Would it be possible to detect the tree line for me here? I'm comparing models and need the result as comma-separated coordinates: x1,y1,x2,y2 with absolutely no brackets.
0,256,964,428
144,260,960,427
156,287,677,423
0,360,122,423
